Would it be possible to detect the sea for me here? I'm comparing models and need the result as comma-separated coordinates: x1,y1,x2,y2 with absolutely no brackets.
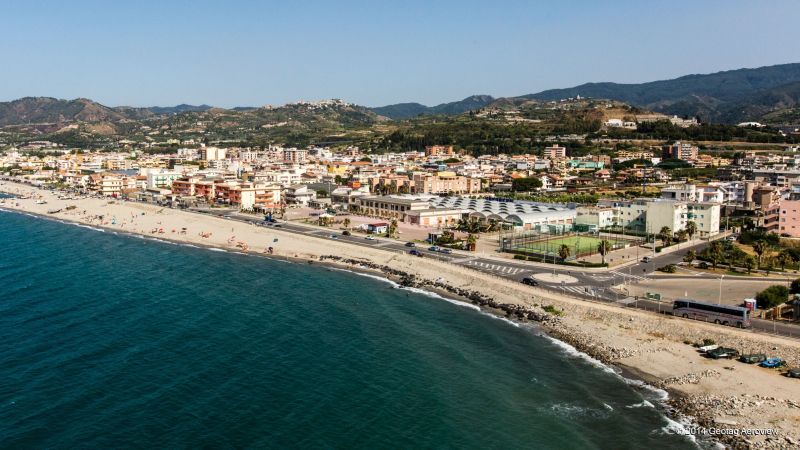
0,204,699,449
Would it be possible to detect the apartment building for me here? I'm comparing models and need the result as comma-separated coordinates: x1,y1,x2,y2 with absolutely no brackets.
425,145,455,157
283,148,308,164
543,145,567,159
779,199,800,237
411,172,480,194
662,141,698,161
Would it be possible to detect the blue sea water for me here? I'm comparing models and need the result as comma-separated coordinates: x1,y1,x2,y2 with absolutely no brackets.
0,207,697,449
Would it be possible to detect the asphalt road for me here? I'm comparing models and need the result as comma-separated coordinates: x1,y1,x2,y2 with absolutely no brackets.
193,208,800,339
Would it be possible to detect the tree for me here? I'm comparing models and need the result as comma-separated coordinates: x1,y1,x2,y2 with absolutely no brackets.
683,249,696,263
658,226,672,247
776,249,795,271
558,244,571,261
707,241,724,269
343,218,351,229
597,240,611,265
751,240,769,268
675,229,688,242
511,177,543,192
755,285,789,309
387,219,398,238
686,221,697,241
743,255,756,274
790,278,800,295
466,233,477,251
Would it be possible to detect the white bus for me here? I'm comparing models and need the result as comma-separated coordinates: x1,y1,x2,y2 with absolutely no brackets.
672,299,751,329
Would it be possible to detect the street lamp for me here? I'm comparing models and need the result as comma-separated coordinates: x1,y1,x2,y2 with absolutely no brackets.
718,274,725,305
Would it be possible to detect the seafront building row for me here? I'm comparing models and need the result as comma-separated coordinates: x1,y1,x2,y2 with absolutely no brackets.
8,140,800,237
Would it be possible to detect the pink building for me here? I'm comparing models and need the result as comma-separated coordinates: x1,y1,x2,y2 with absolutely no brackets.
779,199,800,237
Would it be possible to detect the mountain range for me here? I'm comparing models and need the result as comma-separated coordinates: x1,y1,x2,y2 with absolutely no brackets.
1,63,799,127
370,63,800,123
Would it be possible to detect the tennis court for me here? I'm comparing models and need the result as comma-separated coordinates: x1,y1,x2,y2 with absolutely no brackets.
514,235,606,256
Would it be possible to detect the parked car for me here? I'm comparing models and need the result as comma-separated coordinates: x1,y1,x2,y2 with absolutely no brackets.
342,230,351,236
726,235,738,241
428,246,441,252
409,249,423,257
440,248,453,254
641,256,652,263
787,368,800,378
405,242,416,247
760,357,784,368
520,277,539,286
739,353,767,364
698,344,719,353
365,235,376,240
707,347,740,359
329,234,338,239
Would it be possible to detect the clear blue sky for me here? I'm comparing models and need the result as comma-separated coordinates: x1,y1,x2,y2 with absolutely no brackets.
2,0,798,108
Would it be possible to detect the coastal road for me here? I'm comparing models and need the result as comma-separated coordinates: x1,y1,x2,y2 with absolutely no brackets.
190,207,800,338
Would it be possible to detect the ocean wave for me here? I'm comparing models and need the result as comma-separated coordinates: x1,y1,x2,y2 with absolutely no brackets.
652,416,698,444
626,400,655,409
328,266,484,313
72,223,105,232
548,402,614,420
541,335,619,376
207,248,227,253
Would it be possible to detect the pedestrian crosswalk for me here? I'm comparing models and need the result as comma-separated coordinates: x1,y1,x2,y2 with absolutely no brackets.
464,260,524,275
560,285,596,296
611,270,648,282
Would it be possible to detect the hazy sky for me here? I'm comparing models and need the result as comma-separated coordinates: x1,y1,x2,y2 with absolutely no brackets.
2,0,798,107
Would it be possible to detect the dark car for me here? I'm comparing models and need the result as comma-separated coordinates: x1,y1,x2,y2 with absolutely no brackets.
273,224,282,228
787,368,800,378
521,277,539,286
405,242,416,247
342,230,351,236
708,347,740,359
739,353,767,364
409,249,423,257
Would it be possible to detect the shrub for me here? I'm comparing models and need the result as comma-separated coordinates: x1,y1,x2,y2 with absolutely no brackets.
657,264,677,273
514,255,527,260
755,285,790,309
698,262,709,269
701,338,716,347
542,305,564,316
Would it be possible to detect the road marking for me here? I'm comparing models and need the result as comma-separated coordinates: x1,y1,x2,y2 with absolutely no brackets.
464,260,523,275
611,270,648,281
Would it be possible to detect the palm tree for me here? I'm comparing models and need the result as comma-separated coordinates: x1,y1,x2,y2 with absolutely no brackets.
466,233,477,251
686,221,697,241
683,249,696,263
342,218,351,229
676,229,688,242
558,244,571,261
752,240,769,268
597,240,611,265
387,219,398,238
658,226,672,247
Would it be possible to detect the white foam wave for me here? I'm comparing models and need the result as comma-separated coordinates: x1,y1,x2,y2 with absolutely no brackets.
652,416,698,444
207,247,227,253
541,335,619,375
327,266,483,312
626,400,655,409
72,223,105,232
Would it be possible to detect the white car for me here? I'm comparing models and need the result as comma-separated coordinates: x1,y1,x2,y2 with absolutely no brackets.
365,235,376,240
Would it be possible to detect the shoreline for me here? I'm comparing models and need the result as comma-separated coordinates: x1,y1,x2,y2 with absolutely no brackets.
3,183,800,448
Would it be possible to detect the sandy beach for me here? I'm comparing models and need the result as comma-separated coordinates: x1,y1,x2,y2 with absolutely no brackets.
2,180,800,449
